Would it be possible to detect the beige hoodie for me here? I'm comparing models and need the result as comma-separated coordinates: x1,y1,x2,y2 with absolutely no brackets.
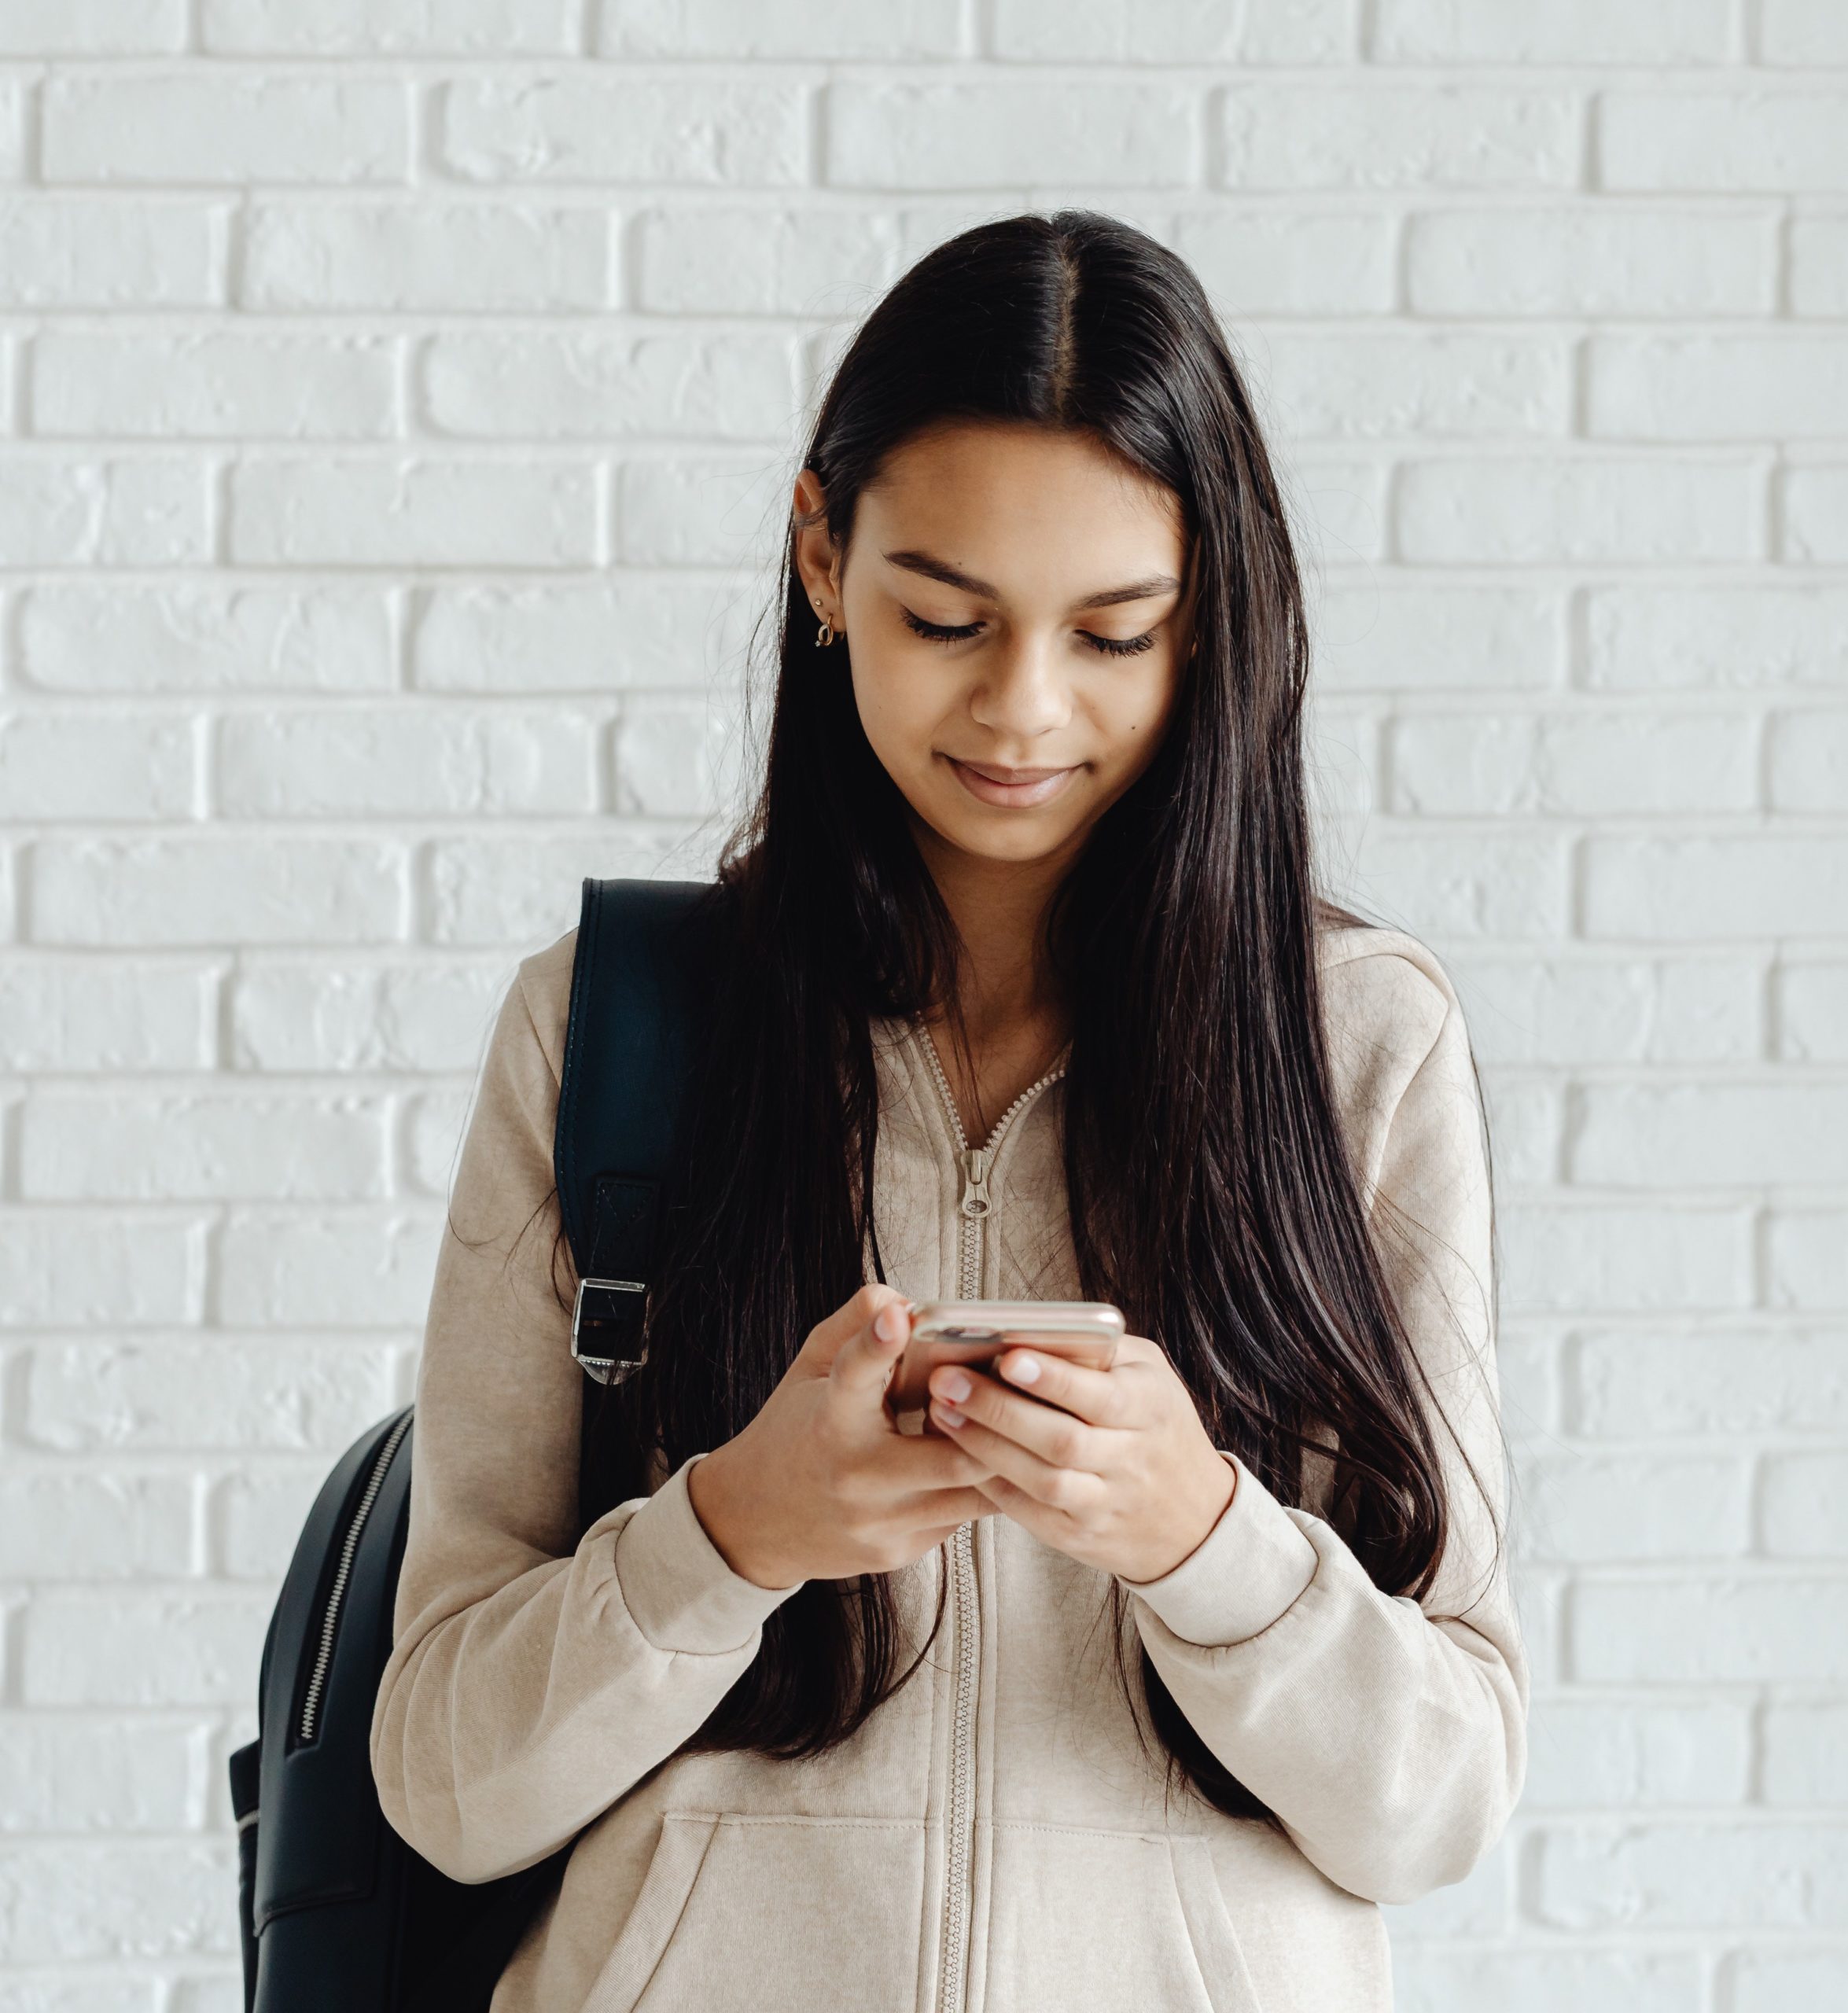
370,916,1527,2013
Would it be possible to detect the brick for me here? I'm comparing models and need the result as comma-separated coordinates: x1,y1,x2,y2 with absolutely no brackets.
611,696,741,816
219,1209,442,1327
1291,454,1390,565
201,0,577,53
427,831,698,944
1478,1075,1559,1185
1571,1331,1848,1437
231,954,507,1070
1315,585,1563,693
0,959,213,1071
1341,831,1569,938
1219,83,1579,190
1585,585,1848,690
20,1091,390,1202
1389,711,1756,817
1407,206,1773,318
0,1841,234,1960
215,1466,329,1579
1764,0,1848,61
0,1474,193,1578
32,331,400,440
217,706,599,817
0,457,210,566
830,83,1197,189
1589,336,1848,441
17,585,396,695
1517,1698,1750,1809
243,200,612,312
1530,1820,1848,1927
1600,91,1848,192
0,197,223,307
0,1214,202,1328
1172,210,1394,315
411,579,753,692
229,458,599,568
406,1085,473,1194
1500,1205,1753,1313
1769,1211,1848,1308
439,77,805,186
1397,457,1753,565
1786,466,1848,564
1392,1950,1700,2013
0,0,186,52
1762,1702,1848,1805
1729,1950,1848,2012
1791,219,1848,316
1377,0,1729,61
1451,955,1761,1066
0,1713,195,1831
1570,1578,1848,1683
0,712,197,820
993,0,1348,61
23,1593,268,1708
1516,1449,1750,1562
23,1338,400,1452
1266,333,1569,439
1778,961,1848,1061
0,82,21,183
603,0,966,57
1762,1453,1848,1557
614,454,792,566
42,75,410,185
31,837,408,946
1570,1084,1848,1187
1768,709,1848,811
1581,837,1848,940
420,331,799,440
635,205,901,315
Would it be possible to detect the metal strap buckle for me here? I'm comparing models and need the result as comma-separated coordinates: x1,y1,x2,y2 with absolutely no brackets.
570,1276,650,1386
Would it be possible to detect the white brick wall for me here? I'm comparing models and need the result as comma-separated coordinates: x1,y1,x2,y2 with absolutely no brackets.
0,8,1843,2009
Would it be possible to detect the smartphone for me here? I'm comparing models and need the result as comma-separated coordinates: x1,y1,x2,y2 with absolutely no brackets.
885,1299,1125,1431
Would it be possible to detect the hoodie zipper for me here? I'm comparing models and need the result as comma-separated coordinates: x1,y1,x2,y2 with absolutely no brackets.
911,1014,1067,2013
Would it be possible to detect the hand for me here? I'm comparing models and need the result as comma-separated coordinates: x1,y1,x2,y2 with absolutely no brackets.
687,1285,999,1592
925,1334,1237,1584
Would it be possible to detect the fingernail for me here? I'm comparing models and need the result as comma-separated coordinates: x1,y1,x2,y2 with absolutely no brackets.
937,1370,970,1403
874,1305,901,1342
934,1403,965,1428
1003,1352,1040,1385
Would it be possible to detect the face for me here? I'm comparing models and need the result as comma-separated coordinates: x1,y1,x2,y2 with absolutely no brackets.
793,420,1194,881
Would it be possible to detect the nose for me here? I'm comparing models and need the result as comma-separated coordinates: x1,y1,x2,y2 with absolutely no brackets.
966,633,1072,745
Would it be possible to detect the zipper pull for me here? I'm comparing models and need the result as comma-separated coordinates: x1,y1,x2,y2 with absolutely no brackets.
959,1146,992,1220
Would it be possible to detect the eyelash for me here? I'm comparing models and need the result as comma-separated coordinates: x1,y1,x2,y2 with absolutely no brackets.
900,609,1158,659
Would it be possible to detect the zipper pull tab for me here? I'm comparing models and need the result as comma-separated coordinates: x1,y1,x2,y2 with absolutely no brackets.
959,1146,991,1220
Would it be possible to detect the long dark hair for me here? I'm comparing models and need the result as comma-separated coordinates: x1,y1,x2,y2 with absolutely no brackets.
509,209,1505,1827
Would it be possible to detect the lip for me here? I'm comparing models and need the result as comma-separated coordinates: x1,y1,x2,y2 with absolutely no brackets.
944,755,1080,808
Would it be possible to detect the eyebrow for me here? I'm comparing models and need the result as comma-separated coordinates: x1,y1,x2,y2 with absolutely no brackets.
881,547,1181,613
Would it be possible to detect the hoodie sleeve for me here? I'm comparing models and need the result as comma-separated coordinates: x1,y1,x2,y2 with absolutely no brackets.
1117,940,1529,1908
368,938,798,1885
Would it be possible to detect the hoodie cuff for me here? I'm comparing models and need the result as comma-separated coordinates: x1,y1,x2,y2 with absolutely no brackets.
1118,1450,1319,1648
613,1452,801,1655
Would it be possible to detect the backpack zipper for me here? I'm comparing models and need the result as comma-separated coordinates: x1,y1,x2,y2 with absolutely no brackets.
910,1015,1067,2013
297,1408,413,1746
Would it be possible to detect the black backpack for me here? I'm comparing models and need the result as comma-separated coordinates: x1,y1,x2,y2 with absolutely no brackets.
227,874,728,2013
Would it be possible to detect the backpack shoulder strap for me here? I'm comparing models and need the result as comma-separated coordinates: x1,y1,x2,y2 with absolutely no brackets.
553,874,727,1531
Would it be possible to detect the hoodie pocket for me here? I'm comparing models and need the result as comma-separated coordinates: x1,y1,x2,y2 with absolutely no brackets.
984,1823,1263,2013
590,1811,928,2013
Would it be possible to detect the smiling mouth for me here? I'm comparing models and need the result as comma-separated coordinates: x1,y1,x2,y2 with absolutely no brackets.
951,759,1073,783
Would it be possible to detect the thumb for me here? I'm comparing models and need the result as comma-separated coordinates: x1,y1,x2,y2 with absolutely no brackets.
827,1294,912,1404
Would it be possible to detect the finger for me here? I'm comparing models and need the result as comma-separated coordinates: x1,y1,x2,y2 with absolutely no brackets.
824,1294,914,1398
930,1400,1108,1515
802,1284,911,1374
870,1433,996,1495
929,1366,1113,1473
990,1344,1133,1426
902,1485,999,1526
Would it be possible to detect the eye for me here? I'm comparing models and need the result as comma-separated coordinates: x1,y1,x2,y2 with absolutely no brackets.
902,608,1159,658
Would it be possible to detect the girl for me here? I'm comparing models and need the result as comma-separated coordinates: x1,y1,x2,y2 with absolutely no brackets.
370,210,1527,2013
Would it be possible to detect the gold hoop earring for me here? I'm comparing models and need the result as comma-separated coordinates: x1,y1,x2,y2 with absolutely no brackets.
816,616,837,647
